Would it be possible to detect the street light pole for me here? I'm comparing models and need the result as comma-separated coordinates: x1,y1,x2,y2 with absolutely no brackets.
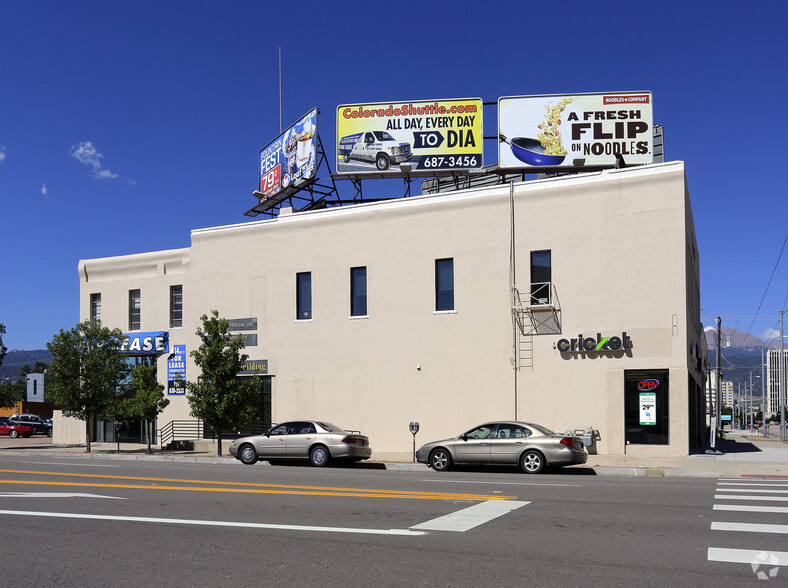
780,309,786,442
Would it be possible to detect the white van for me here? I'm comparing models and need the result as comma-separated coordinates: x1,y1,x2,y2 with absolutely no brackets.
339,131,412,170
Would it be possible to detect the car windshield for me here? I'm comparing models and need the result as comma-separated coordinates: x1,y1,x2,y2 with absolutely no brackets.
526,423,556,436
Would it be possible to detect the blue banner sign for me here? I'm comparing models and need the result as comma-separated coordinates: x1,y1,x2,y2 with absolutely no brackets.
121,331,169,354
168,345,186,381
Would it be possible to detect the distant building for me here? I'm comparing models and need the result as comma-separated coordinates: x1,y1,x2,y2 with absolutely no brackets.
720,380,733,409
25,373,46,403
765,349,788,417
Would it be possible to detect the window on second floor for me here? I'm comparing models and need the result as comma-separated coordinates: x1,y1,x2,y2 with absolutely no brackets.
435,258,454,311
350,267,367,317
90,293,102,321
170,285,183,328
296,272,312,320
129,289,141,331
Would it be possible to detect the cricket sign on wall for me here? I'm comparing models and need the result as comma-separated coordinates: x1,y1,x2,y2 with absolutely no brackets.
258,108,318,208
336,98,483,173
498,92,653,168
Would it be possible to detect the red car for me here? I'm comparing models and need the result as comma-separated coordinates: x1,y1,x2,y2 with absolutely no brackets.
0,417,34,438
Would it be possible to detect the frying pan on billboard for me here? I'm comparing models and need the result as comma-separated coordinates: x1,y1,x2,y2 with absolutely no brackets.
258,108,318,208
336,98,483,174
498,92,653,168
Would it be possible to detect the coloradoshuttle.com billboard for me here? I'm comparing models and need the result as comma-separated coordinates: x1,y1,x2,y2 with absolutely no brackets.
498,92,653,168
336,98,483,174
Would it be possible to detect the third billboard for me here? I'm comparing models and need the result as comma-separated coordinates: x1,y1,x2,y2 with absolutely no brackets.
498,92,653,168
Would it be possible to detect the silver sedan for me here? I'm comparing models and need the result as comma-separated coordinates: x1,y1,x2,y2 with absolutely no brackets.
415,421,587,474
229,420,372,467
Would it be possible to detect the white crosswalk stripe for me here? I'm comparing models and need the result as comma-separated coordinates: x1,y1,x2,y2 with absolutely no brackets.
708,478,788,577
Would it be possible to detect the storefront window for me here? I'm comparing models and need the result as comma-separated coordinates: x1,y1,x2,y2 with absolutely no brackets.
625,369,669,445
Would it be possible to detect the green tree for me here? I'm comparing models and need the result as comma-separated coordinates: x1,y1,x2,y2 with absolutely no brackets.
186,310,257,456
46,319,130,453
0,381,23,409
119,364,170,454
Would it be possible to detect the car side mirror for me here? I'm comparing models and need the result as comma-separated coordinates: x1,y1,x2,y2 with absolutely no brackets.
461,434,468,441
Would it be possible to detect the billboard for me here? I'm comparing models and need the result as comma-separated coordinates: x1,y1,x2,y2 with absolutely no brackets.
257,108,318,207
498,92,653,168
336,98,483,174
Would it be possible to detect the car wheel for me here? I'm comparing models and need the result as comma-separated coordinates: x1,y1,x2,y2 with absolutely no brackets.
520,450,545,474
9,430,19,439
46,428,53,437
343,152,351,163
375,153,390,170
309,445,330,467
429,448,452,471
238,444,259,465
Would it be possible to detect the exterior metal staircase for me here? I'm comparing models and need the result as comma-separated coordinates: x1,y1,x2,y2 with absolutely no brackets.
511,282,562,370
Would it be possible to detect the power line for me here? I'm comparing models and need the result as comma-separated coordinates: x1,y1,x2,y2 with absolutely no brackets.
725,233,788,361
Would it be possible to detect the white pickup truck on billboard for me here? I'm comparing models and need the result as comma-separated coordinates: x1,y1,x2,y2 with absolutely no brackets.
337,98,483,174
498,92,653,168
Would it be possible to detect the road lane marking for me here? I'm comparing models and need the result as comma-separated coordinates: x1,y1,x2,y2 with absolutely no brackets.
410,500,530,532
0,470,513,501
423,479,582,487
715,494,788,502
0,510,426,536
716,488,788,494
0,492,124,499
714,504,788,514
708,547,788,566
712,521,788,534
718,482,788,487
23,462,121,468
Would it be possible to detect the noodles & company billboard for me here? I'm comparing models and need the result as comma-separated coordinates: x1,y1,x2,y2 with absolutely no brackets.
498,92,653,168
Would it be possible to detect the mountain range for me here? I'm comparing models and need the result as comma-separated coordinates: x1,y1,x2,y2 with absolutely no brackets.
0,349,52,382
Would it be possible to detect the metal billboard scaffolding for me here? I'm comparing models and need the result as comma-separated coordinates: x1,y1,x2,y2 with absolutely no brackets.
244,135,344,218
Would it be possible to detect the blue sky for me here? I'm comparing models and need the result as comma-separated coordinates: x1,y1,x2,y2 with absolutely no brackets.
1,0,786,350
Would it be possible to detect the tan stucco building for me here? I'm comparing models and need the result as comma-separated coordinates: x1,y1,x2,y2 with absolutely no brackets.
60,161,706,456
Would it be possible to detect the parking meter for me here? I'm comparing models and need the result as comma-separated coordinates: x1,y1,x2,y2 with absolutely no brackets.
409,422,420,462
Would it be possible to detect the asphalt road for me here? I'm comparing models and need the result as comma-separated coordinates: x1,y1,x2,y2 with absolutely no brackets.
1,454,785,587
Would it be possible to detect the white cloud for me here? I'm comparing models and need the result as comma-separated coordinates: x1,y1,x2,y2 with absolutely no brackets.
41,184,48,196
69,141,119,180
0,145,7,163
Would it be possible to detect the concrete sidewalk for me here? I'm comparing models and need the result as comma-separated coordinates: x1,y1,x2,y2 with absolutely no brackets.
1,429,786,478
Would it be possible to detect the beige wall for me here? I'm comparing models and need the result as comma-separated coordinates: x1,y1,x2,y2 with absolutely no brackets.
75,161,703,455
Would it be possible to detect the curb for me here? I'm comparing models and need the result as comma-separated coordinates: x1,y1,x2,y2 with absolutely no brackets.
0,450,738,477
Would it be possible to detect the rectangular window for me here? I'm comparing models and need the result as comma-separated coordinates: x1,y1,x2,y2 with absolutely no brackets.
530,250,551,304
129,289,141,331
435,258,454,311
624,369,670,445
170,285,183,328
350,267,367,317
90,293,102,321
296,272,312,320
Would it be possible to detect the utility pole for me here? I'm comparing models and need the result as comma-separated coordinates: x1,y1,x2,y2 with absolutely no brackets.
707,317,723,454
